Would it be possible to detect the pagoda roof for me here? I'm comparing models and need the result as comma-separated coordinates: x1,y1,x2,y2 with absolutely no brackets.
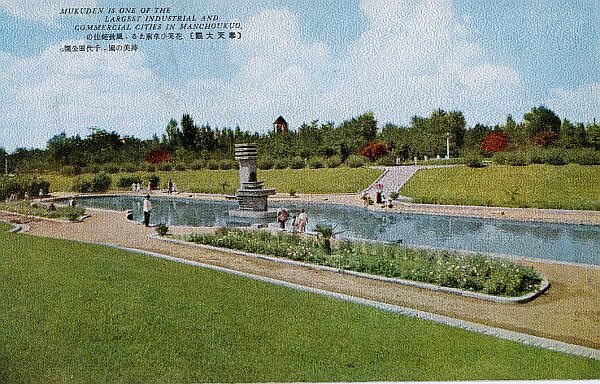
273,116,287,124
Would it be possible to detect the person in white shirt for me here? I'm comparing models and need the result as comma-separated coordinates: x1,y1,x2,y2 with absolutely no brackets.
298,208,308,233
143,195,152,227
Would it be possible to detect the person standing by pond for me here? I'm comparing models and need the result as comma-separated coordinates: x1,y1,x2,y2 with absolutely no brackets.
143,195,152,227
168,179,174,194
298,208,308,233
277,208,289,230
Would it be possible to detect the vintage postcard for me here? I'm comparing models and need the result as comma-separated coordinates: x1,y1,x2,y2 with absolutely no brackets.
0,1,598,382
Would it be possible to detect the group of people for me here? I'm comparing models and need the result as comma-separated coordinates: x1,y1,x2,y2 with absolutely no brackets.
131,179,177,195
362,188,395,208
5,188,46,203
277,208,308,233
131,182,142,192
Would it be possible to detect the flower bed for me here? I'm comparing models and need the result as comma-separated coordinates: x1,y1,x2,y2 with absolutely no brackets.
182,228,542,297
0,202,85,221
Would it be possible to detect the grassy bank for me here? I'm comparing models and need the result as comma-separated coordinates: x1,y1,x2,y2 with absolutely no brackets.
1,223,599,381
0,202,85,221
44,167,381,195
400,164,600,210
183,228,542,297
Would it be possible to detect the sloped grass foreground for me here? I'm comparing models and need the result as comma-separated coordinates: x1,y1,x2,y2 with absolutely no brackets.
184,229,541,297
0,223,598,382
400,164,600,211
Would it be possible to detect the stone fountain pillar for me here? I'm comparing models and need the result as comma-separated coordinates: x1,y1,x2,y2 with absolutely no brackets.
228,143,276,218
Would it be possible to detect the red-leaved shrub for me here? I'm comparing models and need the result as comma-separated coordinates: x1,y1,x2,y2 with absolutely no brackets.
481,132,509,153
532,130,558,147
144,149,172,164
359,142,389,161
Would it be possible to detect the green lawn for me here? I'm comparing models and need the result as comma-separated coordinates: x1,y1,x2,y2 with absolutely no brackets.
44,167,382,194
400,164,600,210
0,223,598,382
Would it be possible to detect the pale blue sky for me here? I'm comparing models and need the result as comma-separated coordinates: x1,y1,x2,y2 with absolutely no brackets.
0,0,599,150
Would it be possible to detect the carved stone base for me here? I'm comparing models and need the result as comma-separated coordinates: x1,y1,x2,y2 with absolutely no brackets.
228,208,278,219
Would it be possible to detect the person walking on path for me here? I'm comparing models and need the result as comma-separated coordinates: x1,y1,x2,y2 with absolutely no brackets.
298,208,308,233
168,179,174,194
143,195,152,227
277,208,289,230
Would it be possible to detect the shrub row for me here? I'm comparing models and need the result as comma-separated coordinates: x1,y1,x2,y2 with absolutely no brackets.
492,149,600,166
60,163,140,176
59,155,375,175
184,228,542,297
72,173,112,193
256,155,367,170
0,176,50,201
60,161,233,175
72,173,164,193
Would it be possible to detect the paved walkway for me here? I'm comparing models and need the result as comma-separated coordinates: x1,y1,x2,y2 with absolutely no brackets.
5,209,599,350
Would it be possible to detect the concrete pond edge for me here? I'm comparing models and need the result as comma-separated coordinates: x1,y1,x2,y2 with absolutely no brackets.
151,235,550,304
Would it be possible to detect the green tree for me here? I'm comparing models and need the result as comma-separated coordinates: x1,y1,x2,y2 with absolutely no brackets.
379,123,410,159
405,110,466,157
523,106,561,139
502,114,528,148
0,147,6,174
47,132,84,166
447,110,467,154
180,114,198,151
83,128,127,164
164,118,181,149
558,119,587,148
587,123,600,149
336,112,378,154
463,123,492,153
196,124,216,152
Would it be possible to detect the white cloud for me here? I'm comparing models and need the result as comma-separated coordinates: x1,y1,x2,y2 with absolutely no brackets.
1,0,532,150
319,0,524,125
180,9,332,131
182,0,525,133
0,40,177,149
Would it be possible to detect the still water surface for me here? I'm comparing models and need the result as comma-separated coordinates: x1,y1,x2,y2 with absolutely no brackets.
72,195,600,266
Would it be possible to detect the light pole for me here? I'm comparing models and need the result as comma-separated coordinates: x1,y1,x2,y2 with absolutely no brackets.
4,154,7,175
445,132,450,159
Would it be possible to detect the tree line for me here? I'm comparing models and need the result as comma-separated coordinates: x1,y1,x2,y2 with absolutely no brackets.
3,106,600,174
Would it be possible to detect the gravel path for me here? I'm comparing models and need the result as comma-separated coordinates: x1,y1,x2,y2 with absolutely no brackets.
13,209,600,351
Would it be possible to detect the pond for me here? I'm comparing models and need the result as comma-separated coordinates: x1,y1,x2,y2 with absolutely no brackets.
70,195,600,266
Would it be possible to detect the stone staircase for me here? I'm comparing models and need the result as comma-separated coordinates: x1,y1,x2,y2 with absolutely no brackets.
364,165,457,199
364,166,419,197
